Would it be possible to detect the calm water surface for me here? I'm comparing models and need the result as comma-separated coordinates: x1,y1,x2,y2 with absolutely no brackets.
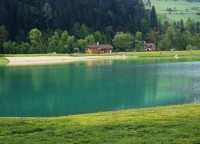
1,58,200,117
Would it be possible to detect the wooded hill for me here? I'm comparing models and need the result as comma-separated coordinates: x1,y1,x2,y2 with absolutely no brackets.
0,0,147,40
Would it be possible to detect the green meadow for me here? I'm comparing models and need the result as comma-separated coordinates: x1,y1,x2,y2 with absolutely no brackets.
1,50,200,58
0,104,200,143
144,0,200,22
118,50,200,57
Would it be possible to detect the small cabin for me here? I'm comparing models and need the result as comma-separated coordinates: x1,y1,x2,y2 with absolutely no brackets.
144,42,155,51
85,44,113,54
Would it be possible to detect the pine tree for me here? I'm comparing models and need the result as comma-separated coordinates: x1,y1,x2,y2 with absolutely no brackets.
0,25,8,54
180,19,185,33
150,6,158,30
197,21,199,33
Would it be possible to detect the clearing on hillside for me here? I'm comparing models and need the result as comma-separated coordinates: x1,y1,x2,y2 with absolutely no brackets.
143,0,200,22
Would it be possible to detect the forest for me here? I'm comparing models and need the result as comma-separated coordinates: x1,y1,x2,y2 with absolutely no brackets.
0,0,146,39
0,0,150,53
0,0,199,54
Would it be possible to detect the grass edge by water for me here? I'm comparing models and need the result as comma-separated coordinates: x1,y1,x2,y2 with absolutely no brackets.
0,57,9,64
1,50,200,57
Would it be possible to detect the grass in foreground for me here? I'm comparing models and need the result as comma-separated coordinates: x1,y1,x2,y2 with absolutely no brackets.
0,103,200,143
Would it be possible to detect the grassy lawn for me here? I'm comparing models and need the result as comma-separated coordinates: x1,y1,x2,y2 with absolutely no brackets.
0,103,200,143
118,50,200,57
2,50,200,57
144,0,200,22
81,50,200,57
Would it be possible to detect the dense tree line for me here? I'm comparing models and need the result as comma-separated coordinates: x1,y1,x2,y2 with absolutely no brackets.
0,0,153,54
158,19,200,50
0,0,146,40
1,18,200,54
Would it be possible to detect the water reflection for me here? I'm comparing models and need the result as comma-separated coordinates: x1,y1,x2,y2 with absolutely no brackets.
0,58,200,117
86,59,113,66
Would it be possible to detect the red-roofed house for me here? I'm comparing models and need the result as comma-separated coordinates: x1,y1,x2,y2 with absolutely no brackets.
85,44,113,54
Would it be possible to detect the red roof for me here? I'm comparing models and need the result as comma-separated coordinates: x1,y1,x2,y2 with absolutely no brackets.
87,44,113,50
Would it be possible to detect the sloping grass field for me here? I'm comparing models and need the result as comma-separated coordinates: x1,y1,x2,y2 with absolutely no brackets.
0,104,200,143
144,0,200,22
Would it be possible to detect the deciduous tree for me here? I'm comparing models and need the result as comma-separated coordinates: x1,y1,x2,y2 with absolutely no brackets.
77,39,87,52
146,30,160,51
17,42,31,54
58,30,68,53
67,36,75,54
94,31,103,44
85,35,95,45
3,41,17,54
135,32,143,51
29,28,44,53
48,31,59,53
112,33,134,51
159,26,177,50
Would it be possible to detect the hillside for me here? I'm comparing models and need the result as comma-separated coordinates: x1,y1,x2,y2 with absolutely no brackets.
144,0,200,22
0,0,146,40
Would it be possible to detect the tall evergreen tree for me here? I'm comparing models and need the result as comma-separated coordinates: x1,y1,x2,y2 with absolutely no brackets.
197,21,199,33
180,19,185,33
150,6,158,30
48,31,59,53
0,25,8,53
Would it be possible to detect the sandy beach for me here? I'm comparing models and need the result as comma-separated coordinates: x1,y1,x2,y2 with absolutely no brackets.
6,55,130,66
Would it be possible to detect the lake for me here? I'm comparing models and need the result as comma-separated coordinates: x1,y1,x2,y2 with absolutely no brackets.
0,57,200,117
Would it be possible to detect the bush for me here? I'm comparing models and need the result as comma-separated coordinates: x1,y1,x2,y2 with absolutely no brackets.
186,44,199,50
3,41,17,54
17,42,31,54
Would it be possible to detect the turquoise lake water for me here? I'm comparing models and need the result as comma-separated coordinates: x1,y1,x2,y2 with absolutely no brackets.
0,57,200,117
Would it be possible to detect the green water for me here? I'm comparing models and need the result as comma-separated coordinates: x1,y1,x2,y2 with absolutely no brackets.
0,58,200,117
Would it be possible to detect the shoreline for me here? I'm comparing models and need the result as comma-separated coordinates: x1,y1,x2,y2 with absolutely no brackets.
3,50,200,66
5,55,132,66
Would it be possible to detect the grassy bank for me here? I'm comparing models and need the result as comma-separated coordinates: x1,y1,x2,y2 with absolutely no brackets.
2,50,200,58
118,50,200,57
0,57,8,64
0,103,200,143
